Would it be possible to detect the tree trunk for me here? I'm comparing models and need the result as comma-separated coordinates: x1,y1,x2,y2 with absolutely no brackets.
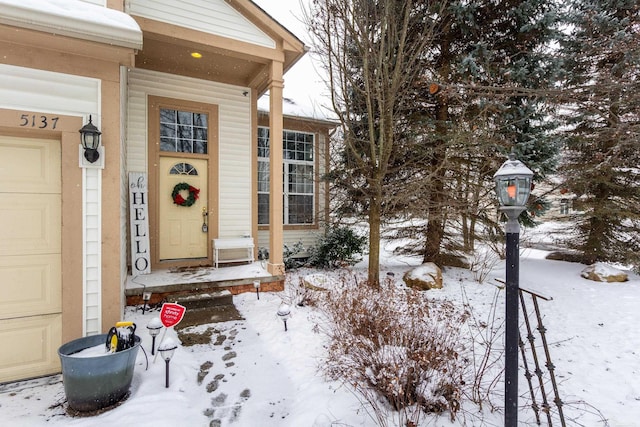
423,98,448,264
368,190,382,287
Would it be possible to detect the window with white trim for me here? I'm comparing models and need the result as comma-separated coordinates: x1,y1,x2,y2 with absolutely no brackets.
258,127,314,225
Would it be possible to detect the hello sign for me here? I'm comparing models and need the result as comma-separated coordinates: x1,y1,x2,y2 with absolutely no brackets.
129,172,151,275
159,303,187,328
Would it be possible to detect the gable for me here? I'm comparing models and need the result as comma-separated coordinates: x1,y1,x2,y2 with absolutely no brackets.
127,0,275,49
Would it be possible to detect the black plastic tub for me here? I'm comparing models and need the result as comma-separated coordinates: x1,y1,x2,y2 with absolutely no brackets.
58,334,141,412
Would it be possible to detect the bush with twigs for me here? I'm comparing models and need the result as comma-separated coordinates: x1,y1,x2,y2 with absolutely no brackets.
317,276,470,426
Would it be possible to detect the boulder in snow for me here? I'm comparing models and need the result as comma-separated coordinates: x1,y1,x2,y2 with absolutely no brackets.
580,263,628,283
403,263,443,290
302,273,335,291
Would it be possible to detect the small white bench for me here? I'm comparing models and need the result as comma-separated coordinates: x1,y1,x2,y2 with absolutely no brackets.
212,237,255,269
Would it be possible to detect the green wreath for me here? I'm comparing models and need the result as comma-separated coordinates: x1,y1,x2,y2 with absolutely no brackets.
171,182,200,207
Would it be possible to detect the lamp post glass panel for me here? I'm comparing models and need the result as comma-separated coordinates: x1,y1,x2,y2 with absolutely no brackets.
493,153,533,426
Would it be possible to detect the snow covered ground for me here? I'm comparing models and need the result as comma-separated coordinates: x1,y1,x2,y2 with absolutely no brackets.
0,239,638,427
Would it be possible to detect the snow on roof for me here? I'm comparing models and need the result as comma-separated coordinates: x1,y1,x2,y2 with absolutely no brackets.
258,92,337,124
0,0,142,50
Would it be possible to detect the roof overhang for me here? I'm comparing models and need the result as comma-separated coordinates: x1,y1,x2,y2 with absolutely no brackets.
131,0,306,96
0,0,143,50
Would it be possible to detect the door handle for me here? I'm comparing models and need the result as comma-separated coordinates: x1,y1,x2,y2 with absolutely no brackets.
202,207,208,232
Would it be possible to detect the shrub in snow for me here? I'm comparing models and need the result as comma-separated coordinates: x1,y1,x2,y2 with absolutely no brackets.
307,225,367,269
284,241,306,269
318,277,469,425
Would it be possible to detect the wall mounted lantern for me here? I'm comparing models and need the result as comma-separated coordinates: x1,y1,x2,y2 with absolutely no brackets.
79,115,102,164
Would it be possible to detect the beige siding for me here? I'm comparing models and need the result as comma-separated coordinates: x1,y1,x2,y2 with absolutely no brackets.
0,64,102,336
126,0,275,48
0,64,99,115
127,68,253,238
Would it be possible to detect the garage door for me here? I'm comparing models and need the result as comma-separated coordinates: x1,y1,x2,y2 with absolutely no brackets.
0,135,62,383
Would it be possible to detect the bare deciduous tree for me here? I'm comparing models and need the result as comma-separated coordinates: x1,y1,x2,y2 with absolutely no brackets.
307,0,446,286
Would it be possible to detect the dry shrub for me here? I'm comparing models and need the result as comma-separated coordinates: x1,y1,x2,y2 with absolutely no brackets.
318,276,469,426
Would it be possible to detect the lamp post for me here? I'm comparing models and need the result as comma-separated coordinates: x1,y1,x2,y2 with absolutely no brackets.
158,338,178,388
493,153,533,427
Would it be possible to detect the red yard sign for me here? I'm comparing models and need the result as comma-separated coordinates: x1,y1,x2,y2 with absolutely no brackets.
159,303,186,328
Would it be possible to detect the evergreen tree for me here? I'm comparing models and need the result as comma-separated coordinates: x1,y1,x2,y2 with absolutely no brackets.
398,0,562,263
559,0,640,268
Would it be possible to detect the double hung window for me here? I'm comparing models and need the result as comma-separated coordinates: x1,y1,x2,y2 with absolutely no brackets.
258,127,314,225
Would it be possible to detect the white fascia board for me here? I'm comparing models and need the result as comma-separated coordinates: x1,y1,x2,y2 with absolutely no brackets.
0,0,143,50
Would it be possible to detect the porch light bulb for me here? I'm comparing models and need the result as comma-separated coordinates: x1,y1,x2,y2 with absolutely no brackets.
191,52,203,59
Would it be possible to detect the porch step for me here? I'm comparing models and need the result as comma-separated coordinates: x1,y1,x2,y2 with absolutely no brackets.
173,291,243,329
174,290,233,310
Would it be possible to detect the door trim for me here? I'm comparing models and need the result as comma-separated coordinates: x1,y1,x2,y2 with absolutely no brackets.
148,96,219,269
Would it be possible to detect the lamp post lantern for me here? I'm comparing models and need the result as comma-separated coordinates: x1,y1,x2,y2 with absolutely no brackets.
493,153,533,427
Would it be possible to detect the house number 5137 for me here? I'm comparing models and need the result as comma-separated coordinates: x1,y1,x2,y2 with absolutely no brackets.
19,114,59,129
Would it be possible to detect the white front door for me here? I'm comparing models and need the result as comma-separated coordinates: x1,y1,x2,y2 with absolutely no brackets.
0,135,62,382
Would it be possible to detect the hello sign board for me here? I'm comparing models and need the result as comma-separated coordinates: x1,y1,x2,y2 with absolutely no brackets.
160,303,187,328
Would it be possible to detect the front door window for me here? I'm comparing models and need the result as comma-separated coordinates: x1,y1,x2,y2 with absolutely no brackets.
160,109,208,154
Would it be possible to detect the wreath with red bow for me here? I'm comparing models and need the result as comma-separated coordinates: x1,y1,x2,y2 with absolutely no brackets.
171,182,200,207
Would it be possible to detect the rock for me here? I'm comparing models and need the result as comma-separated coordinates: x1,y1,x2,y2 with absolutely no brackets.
302,273,334,291
403,263,443,290
581,263,628,283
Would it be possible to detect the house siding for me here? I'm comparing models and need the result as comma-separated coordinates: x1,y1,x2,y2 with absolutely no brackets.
127,68,253,239
0,64,102,336
126,0,275,48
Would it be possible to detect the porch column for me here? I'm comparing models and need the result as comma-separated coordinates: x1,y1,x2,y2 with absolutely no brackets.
268,60,285,276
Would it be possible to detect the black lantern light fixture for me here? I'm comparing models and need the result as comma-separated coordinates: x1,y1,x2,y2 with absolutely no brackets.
79,115,102,163
158,338,178,388
493,152,533,427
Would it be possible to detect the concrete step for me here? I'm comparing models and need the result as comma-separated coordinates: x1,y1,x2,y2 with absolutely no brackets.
173,290,243,329
174,290,233,310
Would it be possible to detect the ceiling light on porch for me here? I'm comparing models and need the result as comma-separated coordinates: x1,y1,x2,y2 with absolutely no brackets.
190,52,203,59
